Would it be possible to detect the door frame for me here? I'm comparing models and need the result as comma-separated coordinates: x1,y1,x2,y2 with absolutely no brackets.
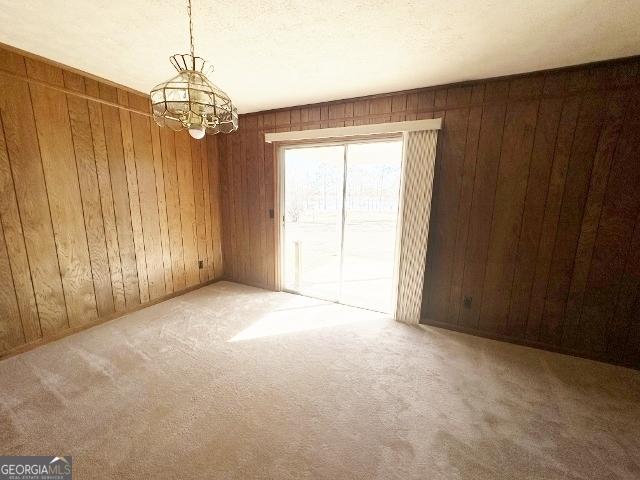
273,134,404,303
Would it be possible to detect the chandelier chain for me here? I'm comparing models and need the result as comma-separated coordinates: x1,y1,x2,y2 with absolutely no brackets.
187,0,195,67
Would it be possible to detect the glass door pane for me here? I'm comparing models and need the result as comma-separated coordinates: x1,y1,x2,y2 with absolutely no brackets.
340,141,402,313
283,145,345,301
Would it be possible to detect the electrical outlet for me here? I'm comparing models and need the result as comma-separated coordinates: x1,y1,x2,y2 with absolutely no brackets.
198,260,204,269
463,296,472,309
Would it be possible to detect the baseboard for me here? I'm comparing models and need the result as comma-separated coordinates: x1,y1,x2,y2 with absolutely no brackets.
419,317,638,371
0,278,222,362
220,275,274,292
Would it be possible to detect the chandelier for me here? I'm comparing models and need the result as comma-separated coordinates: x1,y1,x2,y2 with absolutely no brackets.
150,0,238,139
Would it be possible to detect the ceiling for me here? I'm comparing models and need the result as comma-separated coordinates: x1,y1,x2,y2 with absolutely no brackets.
1,1,639,113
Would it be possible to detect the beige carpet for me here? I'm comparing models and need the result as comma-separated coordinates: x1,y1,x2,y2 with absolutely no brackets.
1,281,639,479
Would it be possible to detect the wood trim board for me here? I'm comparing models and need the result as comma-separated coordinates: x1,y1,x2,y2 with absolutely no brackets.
265,118,442,143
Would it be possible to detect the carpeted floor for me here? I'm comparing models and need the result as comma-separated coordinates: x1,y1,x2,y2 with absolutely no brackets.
1,281,639,479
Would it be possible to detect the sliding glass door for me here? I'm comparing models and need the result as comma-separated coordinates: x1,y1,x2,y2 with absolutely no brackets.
282,145,344,302
282,139,402,313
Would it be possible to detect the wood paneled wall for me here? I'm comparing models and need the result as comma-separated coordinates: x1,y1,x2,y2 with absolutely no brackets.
0,45,223,357
217,56,640,368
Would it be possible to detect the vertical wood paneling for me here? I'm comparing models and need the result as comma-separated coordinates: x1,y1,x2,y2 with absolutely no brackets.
458,102,507,329
329,103,346,127
526,97,581,340
200,140,214,280
243,117,260,286
85,79,126,312
577,90,640,354
263,116,276,288
217,135,234,280
618,212,640,365
231,132,247,281
353,100,370,126
561,91,628,348
191,137,208,282
213,56,640,367
445,101,483,325
478,98,538,334
129,109,165,300
390,94,408,122
26,58,98,328
370,96,392,123
117,91,149,303
236,132,246,282
160,128,186,291
422,105,468,321
2,43,636,366
0,51,68,336
256,116,267,284
0,220,23,350
207,137,224,278
540,93,607,345
63,71,115,317
0,112,40,341
175,131,199,286
0,45,224,358
99,84,141,307
151,124,174,293
506,97,563,337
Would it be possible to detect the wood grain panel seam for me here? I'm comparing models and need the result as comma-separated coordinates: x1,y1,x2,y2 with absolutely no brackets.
101,104,129,306
173,134,188,281
523,99,568,341
0,208,26,343
474,104,509,331
0,111,42,339
65,91,101,316
505,99,542,331
441,107,471,323
83,96,117,310
91,97,125,309
118,100,149,302
149,121,174,292
552,94,605,346
454,103,486,326
25,80,71,330
619,210,640,357
84,88,121,311
130,117,153,298
582,97,634,350
454,105,485,325
536,96,585,342
191,137,206,281
602,210,637,353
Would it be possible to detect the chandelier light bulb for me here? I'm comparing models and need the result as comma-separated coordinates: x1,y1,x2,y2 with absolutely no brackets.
188,124,206,139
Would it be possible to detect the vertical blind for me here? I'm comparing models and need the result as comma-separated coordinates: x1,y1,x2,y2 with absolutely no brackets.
395,130,439,324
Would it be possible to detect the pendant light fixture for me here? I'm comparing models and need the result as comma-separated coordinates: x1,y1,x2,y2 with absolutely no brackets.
150,0,238,139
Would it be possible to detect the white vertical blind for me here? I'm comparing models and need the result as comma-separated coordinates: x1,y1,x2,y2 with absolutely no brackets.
395,130,438,324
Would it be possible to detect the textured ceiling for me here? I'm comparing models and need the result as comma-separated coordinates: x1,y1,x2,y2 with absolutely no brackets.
0,0,639,113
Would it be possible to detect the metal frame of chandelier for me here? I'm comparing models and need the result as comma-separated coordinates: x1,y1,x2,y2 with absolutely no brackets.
150,0,238,139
